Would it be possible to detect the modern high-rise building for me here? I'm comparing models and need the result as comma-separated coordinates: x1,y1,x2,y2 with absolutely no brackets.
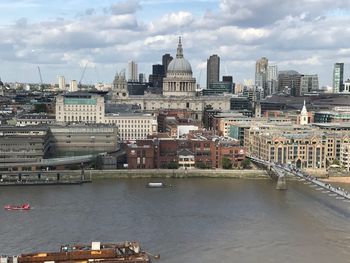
300,75,319,95
70,80,78,92
267,65,278,95
255,57,268,97
58,75,65,90
278,70,301,96
139,73,146,83
333,63,344,93
162,53,173,76
207,55,220,89
128,60,138,82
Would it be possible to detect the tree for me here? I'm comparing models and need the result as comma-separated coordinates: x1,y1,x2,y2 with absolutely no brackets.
222,157,232,169
167,162,179,169
241,158,252,169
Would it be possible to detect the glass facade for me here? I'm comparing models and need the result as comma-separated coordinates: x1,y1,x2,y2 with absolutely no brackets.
64,98,97,105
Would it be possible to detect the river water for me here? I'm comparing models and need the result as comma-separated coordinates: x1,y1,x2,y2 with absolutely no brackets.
1,178,350,263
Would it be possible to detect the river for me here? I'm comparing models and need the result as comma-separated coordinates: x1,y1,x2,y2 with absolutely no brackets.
1,178,350,263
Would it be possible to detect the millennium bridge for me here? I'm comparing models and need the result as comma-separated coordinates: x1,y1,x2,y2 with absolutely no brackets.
248,156,350,202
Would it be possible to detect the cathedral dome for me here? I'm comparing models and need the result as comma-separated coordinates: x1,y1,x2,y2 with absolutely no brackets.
167,37,192,74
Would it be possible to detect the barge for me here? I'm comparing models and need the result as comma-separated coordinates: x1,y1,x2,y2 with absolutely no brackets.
1,241,159,263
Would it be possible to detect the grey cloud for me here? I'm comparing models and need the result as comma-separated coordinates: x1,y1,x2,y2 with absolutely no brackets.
107,0,141,15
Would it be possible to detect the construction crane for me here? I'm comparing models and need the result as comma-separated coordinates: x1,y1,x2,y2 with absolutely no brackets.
78,62,88,90
37,66,43,90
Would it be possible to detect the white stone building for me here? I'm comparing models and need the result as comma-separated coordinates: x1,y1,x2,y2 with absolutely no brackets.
105,113,157,141
55,92,105,124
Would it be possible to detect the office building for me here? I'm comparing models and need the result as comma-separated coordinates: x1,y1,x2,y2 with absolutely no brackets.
58,76,65,90
162,54,173,76
278,70,301,96
267,65,278,95
55,91,105,124
333,63,344,93
128,60,138,82
70,80,78,92
105,113,157,141
255,57,268,97
207,55,220,89
300,75,319,95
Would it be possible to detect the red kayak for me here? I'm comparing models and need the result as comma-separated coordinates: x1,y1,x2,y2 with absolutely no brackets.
4,203,30,211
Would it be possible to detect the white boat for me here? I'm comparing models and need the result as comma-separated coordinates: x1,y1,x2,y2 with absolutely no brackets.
146,182,172,188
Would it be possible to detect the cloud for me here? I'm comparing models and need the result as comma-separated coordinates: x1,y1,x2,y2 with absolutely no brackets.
0,0,350,86
107,0,141,15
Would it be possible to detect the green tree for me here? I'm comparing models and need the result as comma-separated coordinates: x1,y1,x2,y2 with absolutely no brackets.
241,159,252,169
222,157,232,169
167,162,179,169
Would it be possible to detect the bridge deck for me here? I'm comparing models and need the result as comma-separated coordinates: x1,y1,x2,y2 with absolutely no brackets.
248,156,350,201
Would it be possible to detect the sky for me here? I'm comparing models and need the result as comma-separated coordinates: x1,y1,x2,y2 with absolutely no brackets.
1,0,350,87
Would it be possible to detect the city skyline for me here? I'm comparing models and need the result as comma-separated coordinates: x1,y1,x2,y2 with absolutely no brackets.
0,0,350,87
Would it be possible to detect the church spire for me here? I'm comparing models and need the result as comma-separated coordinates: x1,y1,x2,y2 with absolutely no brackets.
176,36,183,58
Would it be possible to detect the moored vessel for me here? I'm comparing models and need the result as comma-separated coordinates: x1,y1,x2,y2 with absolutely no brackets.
1,241,159,263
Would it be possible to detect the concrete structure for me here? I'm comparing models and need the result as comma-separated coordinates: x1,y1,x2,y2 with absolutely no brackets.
0,126,52,166
58,76,65,90
50,124,119,154
203,81,232,95
15,113,56,126
333,62,344,93
278,70,301,96
70,80,78,92
162,53,173,76
343,79,350,93
340,143,350,171
55,92,105,124
105,113,157,141
300,74,319,95
207,54,220,89
128,60,138,82
267,65,278,95
255,57,268,97
314,107,350,123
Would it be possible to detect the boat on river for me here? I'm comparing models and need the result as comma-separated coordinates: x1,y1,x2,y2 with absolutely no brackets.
4,203,30,211
0,241,159,263
146,182,172,188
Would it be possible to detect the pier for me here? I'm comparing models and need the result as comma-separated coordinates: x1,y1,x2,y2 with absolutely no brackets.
0,170,91,186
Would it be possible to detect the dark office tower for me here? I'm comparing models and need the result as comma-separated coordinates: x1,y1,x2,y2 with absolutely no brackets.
278,70,301,96
207,55,220,89
223,75,234,94
222,76,233,83
333,62,344,93
162,53,173,76
152,64,165,76
149,64,165,93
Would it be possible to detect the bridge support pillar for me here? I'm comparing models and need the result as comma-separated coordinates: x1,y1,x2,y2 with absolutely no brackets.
276,174,287,190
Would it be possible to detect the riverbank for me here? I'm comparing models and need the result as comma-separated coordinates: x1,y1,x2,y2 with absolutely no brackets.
89,169,268,179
